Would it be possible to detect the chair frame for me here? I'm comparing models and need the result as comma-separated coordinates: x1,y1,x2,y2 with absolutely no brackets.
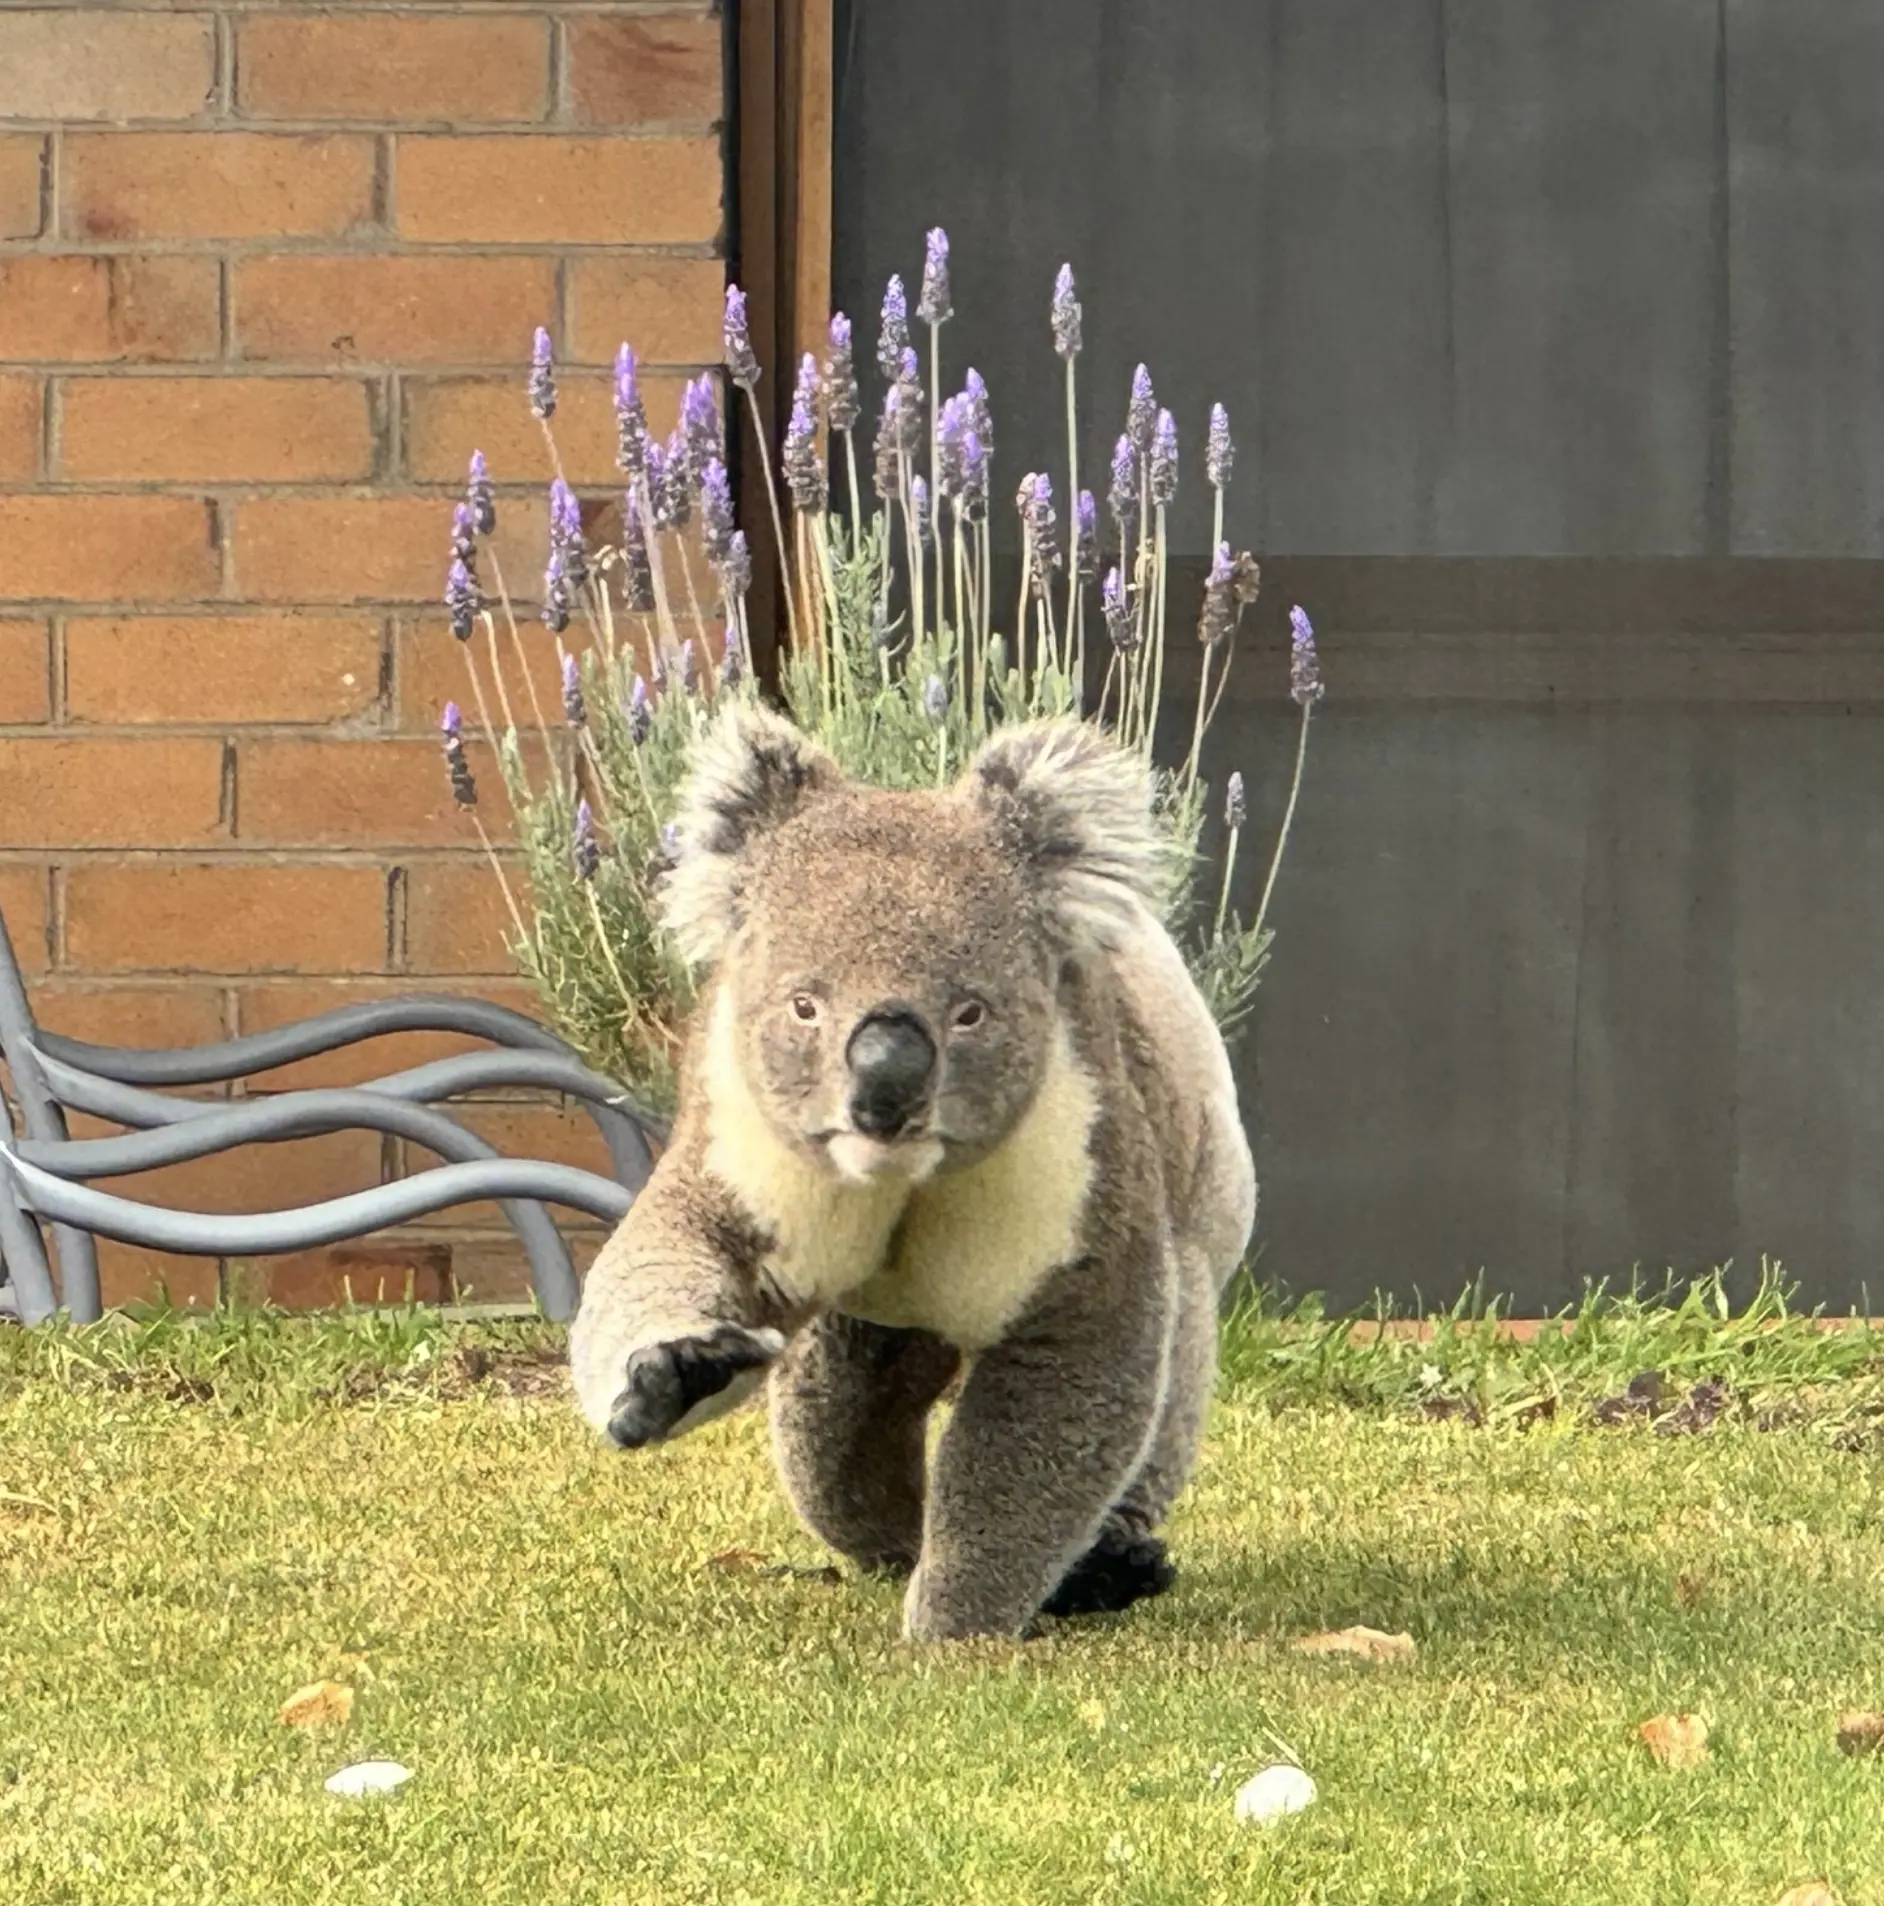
0,901,664,1328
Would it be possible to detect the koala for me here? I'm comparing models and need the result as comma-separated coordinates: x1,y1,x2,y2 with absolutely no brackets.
568,700,1257,1642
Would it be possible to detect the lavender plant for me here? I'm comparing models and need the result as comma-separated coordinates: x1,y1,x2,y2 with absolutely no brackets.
434,239,1322,1115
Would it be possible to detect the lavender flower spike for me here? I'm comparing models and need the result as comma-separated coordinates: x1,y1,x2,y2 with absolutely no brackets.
445,556,479,643
450,502,476,566
723,283,761,390
561,650,586,726
466,449,495,536
541,548,571,635
720,623,745,691
1107,434,1136,534
824,311,860,431
626,673,652,744
1051,263,1082,359
918,226,952,325
721,528,752,604
1127,365,1156,456
682,373,722,481
700,456,735,566
911,473,932,548
614,343,649,478
573,799,599,881
440,701,477,808
1290,604,1326,707
936,394,968,498
783,374,827,514
959,428,989,522
1224,771,1247,831
1075,488,1098,581
1207,402,1234,489
877,273,909,382
621,489,655,613
963,368,993,456
1101,567,1136,653
1197,542,1236,649
1150,409,1178,506
529,325,556,420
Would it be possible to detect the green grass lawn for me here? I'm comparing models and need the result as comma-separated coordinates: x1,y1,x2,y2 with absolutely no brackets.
4,1273,1883,1905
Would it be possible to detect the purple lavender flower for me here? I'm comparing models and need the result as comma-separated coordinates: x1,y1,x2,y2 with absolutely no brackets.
700,456,734,566
678,637,698,696
1020,472,1060,598
541,548,571,635
1101,567,1136,653
1107,434,1137,536
1197,543,1236,649
1075,488,1098,581
872,384,904,501
561,650,586,725
720,623,744,691
466,450,495,537
959,428,988,522
662,426,693,529
1224,771,1247,831
1127,365,1156,457
450,502,477,566
682,374,722,482
721,528,751,605
1150,409,1178,507
917,227,952,326
621,489,655,612
614,343,649,477
573,798,599,880
626,673,652,743
529,326,556,420
644,437,679,532
1207,402,1234,489
892,347,925,455
824,311,860,432
549,478,588,590
783,357,826,512
440,700,476,807
963,368,992,456
936,394,968,498
723,283,760,390
911,474,932,547
445,555,480,643
1051,263,1081,360
1290,604,1325,707
922,673,949,725
877,273,908,382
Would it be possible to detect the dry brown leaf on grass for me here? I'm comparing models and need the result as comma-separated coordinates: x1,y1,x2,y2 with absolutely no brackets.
1774,1884,1841,1906
1674,1570,1709,1608
1637,1712,1709,1768
278,1679,355,1729
705,1548,770,1574
1835,1711,1884,1757
1292,1625,1417,1664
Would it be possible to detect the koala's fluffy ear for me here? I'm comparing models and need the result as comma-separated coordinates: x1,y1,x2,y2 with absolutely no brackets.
959,717,1176,946
659,699,839,965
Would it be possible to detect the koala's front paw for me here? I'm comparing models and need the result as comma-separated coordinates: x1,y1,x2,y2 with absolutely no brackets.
605,1323,785,1450
1039,1529,1176,1619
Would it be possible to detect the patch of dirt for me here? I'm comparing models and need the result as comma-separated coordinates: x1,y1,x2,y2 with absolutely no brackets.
453,1342,569,1400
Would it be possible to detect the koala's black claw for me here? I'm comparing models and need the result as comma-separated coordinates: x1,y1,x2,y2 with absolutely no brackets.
1040,1530,1177,1619
605,1325,780,1450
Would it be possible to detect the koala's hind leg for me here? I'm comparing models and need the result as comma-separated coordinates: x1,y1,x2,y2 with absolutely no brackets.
769,1311,961,1576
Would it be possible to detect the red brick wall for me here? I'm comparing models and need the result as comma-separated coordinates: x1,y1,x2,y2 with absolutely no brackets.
0,3,725,1310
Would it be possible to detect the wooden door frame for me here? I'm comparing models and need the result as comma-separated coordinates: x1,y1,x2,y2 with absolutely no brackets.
732,0,834,688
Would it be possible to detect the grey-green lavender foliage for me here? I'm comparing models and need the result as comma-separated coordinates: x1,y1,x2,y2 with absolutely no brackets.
435,243,1322,1120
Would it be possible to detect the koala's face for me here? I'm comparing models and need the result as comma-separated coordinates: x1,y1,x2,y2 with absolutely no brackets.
725,789,1060,1183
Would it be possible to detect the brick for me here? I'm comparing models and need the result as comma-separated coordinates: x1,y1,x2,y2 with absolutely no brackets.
0,375,40,480
64,133,376,242
232,492,547,603
0,255,219,365
233,976,544,1089
568,256,725,366
238,737,522,849
0,620,50,723
404,857,526,975
398,612,561,735
32,983,229,1055
395,135,721,245
98,1244,219,1313
0,865,51,974
0,11,214,122
0,495,219,602
56,376,376,485
234,254,556,368
0,135,45,240
232,1238,452,1312
397,1097,618,1228
238,13,551,124
65,861,388,975
569,13,723,128
0,737,225,848
66,615,383,726
67,1110,384,1219
404,370,686,485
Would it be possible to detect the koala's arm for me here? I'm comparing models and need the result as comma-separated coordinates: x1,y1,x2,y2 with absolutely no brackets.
904,1238,1174,1642
568,1145,798,1450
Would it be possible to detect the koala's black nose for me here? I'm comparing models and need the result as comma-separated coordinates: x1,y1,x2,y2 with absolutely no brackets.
846,1010,936,1138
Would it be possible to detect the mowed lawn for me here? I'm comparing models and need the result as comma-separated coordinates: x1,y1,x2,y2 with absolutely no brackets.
3,1282,1883,1906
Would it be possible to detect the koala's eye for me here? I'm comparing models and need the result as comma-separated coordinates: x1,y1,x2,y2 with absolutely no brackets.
790,993,822,1024
950,1000,986,1031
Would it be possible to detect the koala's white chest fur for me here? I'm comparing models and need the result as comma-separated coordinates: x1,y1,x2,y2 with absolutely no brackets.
701,995,1098,1350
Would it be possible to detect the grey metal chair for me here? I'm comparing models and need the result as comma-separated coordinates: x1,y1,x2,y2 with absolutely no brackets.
0,898,664,1328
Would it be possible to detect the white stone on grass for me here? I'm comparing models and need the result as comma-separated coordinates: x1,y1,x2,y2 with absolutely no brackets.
1233,1763,1317,1824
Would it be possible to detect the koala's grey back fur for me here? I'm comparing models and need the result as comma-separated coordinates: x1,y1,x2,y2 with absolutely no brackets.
569,703,1256,1641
